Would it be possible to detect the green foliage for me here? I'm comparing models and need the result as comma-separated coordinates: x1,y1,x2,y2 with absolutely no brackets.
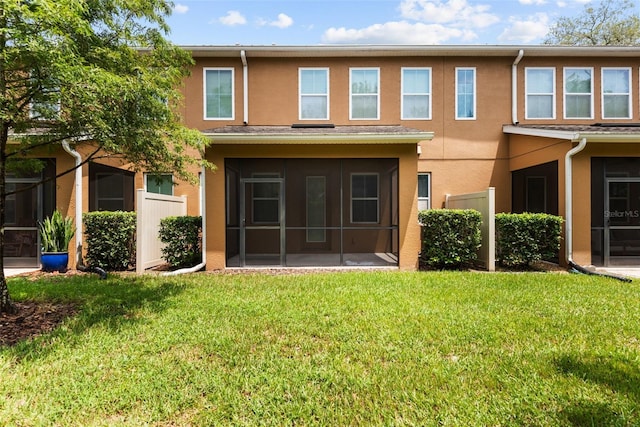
418,209,482,269
158,216,202,268
496,213,563,268
544,0,640,45
83,211,136,271
38,210,74,253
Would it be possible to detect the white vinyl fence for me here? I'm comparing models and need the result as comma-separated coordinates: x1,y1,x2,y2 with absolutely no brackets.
445,187,495,271
136,189,187,273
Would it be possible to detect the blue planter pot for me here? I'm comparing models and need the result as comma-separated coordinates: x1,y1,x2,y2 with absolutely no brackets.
41,252,69,273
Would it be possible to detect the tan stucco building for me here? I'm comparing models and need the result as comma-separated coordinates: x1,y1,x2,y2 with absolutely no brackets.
8,45,640,270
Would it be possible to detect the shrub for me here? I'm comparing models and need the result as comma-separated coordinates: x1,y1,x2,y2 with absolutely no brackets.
418,209,482,269
158,216,202,268
84,211,136,271
495,213,563,268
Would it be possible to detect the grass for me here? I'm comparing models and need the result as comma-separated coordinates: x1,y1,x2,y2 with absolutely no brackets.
1,271,639,426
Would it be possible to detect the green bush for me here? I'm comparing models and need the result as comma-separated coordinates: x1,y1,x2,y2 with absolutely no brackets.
83,211,136,271
159,216,202,268
495,213,563,268
418,209,482,269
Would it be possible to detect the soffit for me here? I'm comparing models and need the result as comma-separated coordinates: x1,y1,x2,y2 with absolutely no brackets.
503,124,640,143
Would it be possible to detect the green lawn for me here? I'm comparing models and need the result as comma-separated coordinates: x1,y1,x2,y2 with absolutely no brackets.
1,271,639,426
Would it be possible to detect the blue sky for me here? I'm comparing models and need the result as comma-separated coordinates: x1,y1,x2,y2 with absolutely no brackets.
164,0,603,46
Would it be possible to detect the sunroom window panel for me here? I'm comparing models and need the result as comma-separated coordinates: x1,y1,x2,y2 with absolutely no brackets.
205,69,233,119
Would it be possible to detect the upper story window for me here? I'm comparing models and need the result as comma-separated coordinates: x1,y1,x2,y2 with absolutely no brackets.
204,68,234,120
350,68,379,120
602,67,632,119
401,68,431,120
525,67,555,119
564,67,593,119
299,68,329,120
455,67,476,120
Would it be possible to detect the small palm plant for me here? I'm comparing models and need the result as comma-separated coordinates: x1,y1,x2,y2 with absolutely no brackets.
39,210,75,253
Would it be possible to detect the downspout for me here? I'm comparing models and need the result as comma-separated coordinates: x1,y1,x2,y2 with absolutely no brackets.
564,137,587,266
241,49,248,125
163,165,206,275
62,140,107,279
61,140,83,268
512,49,524,125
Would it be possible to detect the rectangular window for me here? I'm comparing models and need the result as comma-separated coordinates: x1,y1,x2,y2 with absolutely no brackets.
252,174,280,224
456,68,476,120
564,67,593,119
351,173,378,223
350,68,379,120
96,173,124,211
306,176,326,242
402,68,431,120
602,68,631,119
204,68,234,120
525,68,555,119
145,173,173,196
299,68,329,120
418,173,431,211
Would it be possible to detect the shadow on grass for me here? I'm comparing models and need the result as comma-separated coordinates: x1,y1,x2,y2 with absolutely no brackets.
555,354,640,426
5,274,186,360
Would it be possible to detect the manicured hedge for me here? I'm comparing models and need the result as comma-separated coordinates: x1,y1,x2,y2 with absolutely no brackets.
495,213,563,268
418,209,482,269
159,215,202,268
83,211,136,271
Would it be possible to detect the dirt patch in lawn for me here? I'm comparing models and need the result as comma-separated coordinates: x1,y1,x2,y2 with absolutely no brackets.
1,300,78,347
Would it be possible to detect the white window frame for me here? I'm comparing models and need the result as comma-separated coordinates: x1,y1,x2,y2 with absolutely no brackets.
349,67,380,120
144,173,174,196
418,173,431,211
299,68,330,121
563,67,594,119
401,67,432,120
525,67,556,120
350,173,379,223
455,67,476,120
203,67,234,120
601,67,632,119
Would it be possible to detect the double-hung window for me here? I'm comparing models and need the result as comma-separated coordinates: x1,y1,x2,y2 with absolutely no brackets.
455,67,476,120
525,68,555,119
145,173,174,196
350,68,379,120
418,173,431,211
204,68,234,120
401,68,431,120
299,68,329,120
602,67,631,119
564,67,593,119
351,173,379,223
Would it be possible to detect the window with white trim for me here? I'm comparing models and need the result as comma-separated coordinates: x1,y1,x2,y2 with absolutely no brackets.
418,173,431,211
525,67,555,119
145,173,173,196
564,67,593,119
351,173,379,223
455,67,476,120
204,68,234,120
402,68,431,120
602,67,631,119
350,68,379,120
299,68,329,120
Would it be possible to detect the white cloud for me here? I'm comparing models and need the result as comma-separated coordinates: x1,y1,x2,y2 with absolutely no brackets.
322,21,477,44
399,0,500,29
219,10,247,26
173,3,189,14
519,0,547,4
270,13,294,29
498,13,550,43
